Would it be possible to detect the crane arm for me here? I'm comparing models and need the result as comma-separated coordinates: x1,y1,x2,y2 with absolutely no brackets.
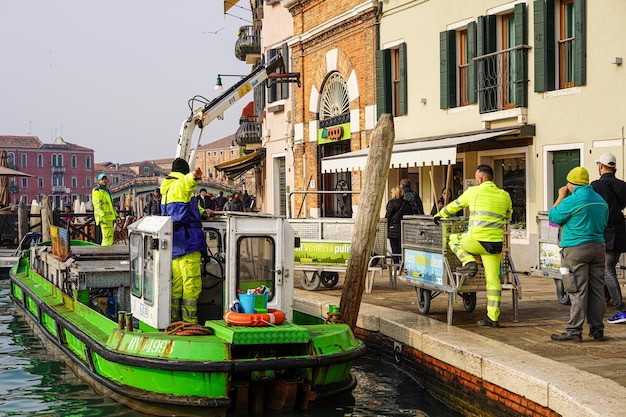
176,54,285,169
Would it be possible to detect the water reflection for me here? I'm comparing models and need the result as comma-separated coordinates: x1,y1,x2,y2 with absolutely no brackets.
0,278,459,417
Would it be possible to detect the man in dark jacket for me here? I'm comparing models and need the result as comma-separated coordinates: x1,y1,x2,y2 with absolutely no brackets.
400,178,424,215
591,153,626,324
143,189,162,216
198,188,215,211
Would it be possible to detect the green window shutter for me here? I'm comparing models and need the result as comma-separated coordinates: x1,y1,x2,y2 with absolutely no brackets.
398,42,408,115
467,21,477,104
514,3,528,107
376,49,392,119
281,43,290,99
439,30,456,109
534,0,555,92
574,0,586,86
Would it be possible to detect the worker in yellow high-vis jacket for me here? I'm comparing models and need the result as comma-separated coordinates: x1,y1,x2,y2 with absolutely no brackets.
434,164,512,328
92,173,118,246
160,158,206,324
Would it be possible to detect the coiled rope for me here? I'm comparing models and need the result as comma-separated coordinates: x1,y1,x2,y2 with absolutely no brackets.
165,322,213,336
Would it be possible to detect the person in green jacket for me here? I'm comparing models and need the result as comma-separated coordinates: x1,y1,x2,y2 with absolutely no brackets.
92,173,118,246
434,164,512,328
548,166,608,342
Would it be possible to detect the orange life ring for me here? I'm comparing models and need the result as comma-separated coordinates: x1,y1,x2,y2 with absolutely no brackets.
223,309,286,327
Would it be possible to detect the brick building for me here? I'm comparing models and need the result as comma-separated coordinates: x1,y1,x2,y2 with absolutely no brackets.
0,135,94,208
282,0,379,218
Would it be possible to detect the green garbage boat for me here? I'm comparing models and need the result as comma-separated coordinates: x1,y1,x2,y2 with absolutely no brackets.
9,214,364,416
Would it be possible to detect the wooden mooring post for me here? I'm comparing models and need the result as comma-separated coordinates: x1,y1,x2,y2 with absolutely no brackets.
339,114,395,329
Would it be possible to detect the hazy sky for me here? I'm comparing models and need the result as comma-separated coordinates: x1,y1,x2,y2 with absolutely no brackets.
0,0,253,163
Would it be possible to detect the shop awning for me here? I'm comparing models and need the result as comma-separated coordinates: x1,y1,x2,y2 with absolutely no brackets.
321,129,520,173
215,148,265,179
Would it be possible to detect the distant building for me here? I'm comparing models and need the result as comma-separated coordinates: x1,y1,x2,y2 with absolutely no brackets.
0,135,94,208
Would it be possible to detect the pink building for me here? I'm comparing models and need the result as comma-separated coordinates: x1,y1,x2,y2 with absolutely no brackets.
0,135,94,208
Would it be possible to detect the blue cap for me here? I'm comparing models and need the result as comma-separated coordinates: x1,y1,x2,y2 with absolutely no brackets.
97,173,107,180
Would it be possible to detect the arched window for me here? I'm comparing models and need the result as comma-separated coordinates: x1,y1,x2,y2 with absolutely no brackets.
38,154,43,167
7,153,14,166
52,155,57,167
319,72,350,124
21,154,27,168
58,154,63,166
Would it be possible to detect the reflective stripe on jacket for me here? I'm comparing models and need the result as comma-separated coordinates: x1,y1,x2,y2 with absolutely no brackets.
92,186,117,225
160,172,205,259
437,181,512,242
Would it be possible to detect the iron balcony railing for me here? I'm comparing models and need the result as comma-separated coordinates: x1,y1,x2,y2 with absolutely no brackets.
8,185,20,193
235,116,262,146
475,45,530,113
235,26,261,62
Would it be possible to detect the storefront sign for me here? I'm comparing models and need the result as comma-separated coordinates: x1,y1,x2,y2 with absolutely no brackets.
294,240,350,265
403,248,444,285
318,122,351,144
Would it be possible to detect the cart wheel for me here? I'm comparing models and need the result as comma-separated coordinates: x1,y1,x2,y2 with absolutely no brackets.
462,292,477,312
321,272,339,288
417,288,431,314
301,271,321,291
554,278,571,305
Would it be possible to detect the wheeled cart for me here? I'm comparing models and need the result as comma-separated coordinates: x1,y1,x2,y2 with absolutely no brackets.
536,211,571,305
398,215,522,325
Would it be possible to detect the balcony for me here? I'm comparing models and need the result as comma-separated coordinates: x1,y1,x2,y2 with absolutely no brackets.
52,186,66,193
475,45,530,114
235,26,261,63
51,165,66,173
8,185,19,193
235,116,262,146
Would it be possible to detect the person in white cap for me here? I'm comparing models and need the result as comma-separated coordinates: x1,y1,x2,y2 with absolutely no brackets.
591,152,626,324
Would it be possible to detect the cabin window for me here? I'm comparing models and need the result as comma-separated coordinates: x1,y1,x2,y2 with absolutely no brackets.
236,236,275,301
130,234,157,304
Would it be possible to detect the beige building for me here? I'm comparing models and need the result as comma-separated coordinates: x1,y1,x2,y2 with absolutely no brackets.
347,0,622,270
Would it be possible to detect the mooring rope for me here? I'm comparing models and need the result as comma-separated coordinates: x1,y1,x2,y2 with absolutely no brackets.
165,322,213,336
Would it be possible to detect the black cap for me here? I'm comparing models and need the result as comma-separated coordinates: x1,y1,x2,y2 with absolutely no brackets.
200,188,207,193
154,188,161,195
172,158,190,174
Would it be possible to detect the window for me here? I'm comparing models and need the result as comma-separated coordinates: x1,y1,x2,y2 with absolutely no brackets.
86,155,91,169
38,154,43,167
21,154,27,168
220,150,223,156
230,149,234,156
473,3,528,113
237,236,275,300
7,153,14,167
52,155,57,167
72,177,77,188
376,42,407,118
58,155,63,166
38,177,44,188
72,155,77,168
22,178,27,188
86,178,91,188
267,44,290,104
440,24,477,109
534,0,585,92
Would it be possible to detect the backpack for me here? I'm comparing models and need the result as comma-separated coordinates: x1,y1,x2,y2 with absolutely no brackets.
403,191,423,215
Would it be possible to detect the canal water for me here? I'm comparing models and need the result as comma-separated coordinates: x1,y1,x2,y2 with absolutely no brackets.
0,277,461,417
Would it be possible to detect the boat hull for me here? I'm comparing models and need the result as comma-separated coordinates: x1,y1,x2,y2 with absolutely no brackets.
10,256,364,415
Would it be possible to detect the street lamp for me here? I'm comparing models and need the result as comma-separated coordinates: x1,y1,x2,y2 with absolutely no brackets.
215,74,246,90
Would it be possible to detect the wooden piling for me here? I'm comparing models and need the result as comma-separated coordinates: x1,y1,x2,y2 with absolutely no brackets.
339,114,395,329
